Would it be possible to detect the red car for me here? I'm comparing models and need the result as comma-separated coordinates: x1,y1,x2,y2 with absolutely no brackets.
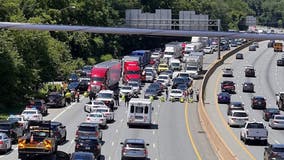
221,81,235,93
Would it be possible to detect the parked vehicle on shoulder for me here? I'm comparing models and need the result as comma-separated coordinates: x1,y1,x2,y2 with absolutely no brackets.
120,139,149,160
262,108,280,121
264,144,284,160
240,121,268,145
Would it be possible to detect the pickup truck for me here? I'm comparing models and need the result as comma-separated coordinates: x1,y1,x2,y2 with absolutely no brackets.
276,92,284,110
18,120,57,160
240,121,268,145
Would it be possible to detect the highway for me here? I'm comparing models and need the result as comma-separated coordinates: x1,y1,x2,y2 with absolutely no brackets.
204,40,284,160
0,49,230,160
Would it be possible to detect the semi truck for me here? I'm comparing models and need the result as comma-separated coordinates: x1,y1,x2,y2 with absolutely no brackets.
184,52,203,79
123,61,141,84
276,92,284,110
164,42,183,59
184,42,203,54
130,50,151,68
89,60,121,92
18,120,57,160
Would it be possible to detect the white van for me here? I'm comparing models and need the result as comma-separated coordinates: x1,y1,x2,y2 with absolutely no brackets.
127,98,152,127
169,58,181,71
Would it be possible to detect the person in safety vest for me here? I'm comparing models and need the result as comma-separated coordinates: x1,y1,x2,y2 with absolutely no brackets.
65,90,71,105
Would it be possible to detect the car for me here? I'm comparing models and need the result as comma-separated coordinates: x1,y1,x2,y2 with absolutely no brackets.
267,41,275,48
120,139,149,160
172,77,187,89
251,96,266,109
156,79,167,88
169,89,184,102
144,66,157,76
70,152,95,160
46,92,66,108
157,75,171,86
85,112,107,128
249,45,256,51
253,42,259,48
217,92,231,104
0,132,12,153
145,72,155,82
222,67,233,77
180,77,193,87
75,136,101,158
277,58,284,66
269,115,284,129
151,51,161,59
203,46,214,54
0,120,24,143
96,90,115,110
263,108,281,121
176,72,191,79
68,81,80,92
128,80,141,95
161,70,173,79
221,81,235,93
264,144,284,160
230,41,238,47
227,101,244,115
176,83,188,93
7,114,28,130
236,53,244,59
120,85,135,97
21,109,43,121
144,88,159,99
76,122,102,140
245,65,255,77
84,100,108,113
78,78,90,93
228,110,249,127
92,107,114,122
149,82,163,95
157,63,169,73
51,121,67,145
242,82,254,92
25,99,48,116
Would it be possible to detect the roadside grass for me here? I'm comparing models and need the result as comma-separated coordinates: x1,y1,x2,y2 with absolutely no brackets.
0,106,24,120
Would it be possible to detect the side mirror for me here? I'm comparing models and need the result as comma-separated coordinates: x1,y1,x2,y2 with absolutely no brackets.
146,143,150,146
120,142,124,145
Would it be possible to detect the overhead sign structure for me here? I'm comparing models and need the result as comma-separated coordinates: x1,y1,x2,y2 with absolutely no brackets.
0,22,284,40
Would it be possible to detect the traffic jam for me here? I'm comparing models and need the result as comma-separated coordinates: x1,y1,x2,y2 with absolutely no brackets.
0,37,244,160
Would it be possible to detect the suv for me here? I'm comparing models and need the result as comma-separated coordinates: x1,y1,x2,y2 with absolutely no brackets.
245,66,255,77
76,122,102,140
51,121,67,145
75,136,101,158
121,139,149,160
25,99,48,116
227,101,244,115
0,120,24,143
46,92,66,108
264,144,284,160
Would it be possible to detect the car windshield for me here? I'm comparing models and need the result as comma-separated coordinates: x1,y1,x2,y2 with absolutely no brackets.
171,90,182,94
128,83,139,87
247,123,264,129
159,76,168,80
78,138,99,145
0,124,11,130
95,109,108,113
72,154,93,160
146,72,153,76
233,112,248,117
187,66,198,70
8,117,21,122
146,89,156,93
178,73,189,78
272,147,284,152
90,114,103,118
145,69,153,72
275,116,284,120
172,63,179,66
174,78,184,83
126,143,145,148
22,111,36,114
92,77,105,82
122,86,132,90
78,126,97,132
231,102,243,107
97,93,112,99
126,70,140,74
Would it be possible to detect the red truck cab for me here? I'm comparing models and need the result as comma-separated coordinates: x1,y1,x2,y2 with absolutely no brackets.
89,68,107,91
123,62,141,84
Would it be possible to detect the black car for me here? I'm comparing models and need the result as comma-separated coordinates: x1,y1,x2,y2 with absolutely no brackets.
227,101,244,115
120,139,149,160
277,58,284,66
251,96,266,109
242,82,254,92
75,136,101,158
46,92,66,108
76,122,102,140
78,79,90,93
245,66,255,77
144,88,159,99
25,99,48,116
236,53,244,59
51,121,67,145
82,65,93,77
262,108,280,121
149,83,163,95
264,144,284,160
70,152,95,160
0,120,24,143
172,77,187,89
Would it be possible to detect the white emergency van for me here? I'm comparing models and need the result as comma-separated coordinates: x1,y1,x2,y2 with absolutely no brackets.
127,98,153,127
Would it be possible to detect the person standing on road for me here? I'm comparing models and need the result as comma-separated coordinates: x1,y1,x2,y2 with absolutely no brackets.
196,89,200,102
76,89,80,102
165,87,169,100
114,93,120,106
189,88,194,99
125,93,130,107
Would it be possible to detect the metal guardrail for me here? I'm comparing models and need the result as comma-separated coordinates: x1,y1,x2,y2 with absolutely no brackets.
198,41,253,160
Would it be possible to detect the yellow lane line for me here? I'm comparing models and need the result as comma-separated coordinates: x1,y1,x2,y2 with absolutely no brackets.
214,70,256,160
184,83,202,160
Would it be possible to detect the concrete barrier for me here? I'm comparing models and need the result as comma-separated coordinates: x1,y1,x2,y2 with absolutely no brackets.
198,41,253,160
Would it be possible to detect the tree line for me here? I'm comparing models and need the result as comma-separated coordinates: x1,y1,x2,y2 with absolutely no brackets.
0,0,280,109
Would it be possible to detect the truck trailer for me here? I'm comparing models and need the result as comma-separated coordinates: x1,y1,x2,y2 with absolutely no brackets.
184,52,203,79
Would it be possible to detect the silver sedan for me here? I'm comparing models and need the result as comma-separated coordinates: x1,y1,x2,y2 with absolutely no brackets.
269,115,284,129
0,132,12,153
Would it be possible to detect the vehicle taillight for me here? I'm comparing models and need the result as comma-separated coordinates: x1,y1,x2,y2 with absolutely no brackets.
75,130,79,136
144,149,148,156
75,144,80,149
95,132,99,137
231,118,236,120
274,120,279,123
86,117,90,121
122,148,127,154
0,140,3,144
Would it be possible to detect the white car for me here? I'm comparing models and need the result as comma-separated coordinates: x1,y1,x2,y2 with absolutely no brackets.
84,100,108,113
145,72,155,82
96,90,115,109
128,80,141,95
21,109,43,121
157,75,170,86
222,67,233,77
85,112,107,128
151,51,161,59
144,66,157,76
7,115,28,130
203,46,214,54
120,85,135,97
228,110,249,127
169,89,184,102
93,107,114,122
269,115,284,129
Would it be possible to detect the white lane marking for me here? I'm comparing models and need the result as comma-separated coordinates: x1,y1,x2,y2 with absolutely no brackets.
52,103,74,121
155,158,158,160
116,129,118,133
71,139,74,144
152,130,155,135
155,112,158,115
275,140,280,144
111,142,114,146
153,143,156,148
109,156,111,160
120,119,123,123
